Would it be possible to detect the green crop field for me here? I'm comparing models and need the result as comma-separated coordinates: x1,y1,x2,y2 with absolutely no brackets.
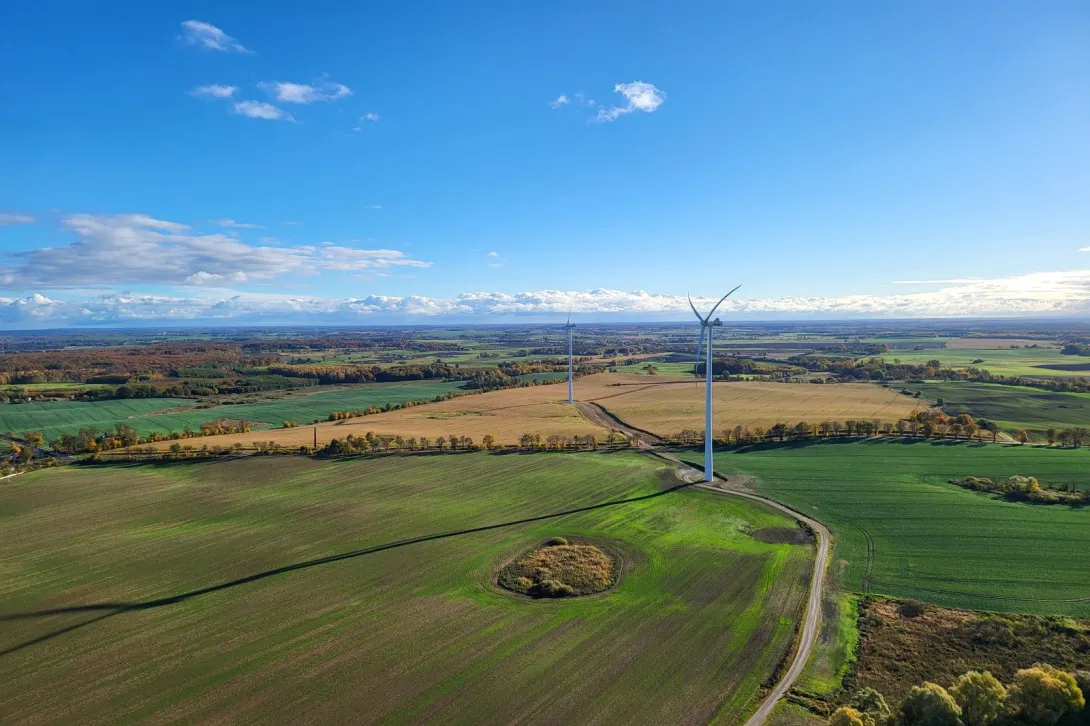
0,398,196,442
0,381,465,443
882,347,1085,378
680,440,1090,615
0,452,813,724
902,381,1090,440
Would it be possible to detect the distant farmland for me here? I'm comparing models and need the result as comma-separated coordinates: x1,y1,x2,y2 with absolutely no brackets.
682,440,1090,616
135,374,926,450
904,381,1090,440
0,453,812,724
589,377,920,438
0,381,465,442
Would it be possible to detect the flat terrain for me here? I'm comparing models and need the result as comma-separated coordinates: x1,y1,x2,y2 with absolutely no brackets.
0,453,813,724
905,381,1090,440
135,374,922,450
884,346,1085,378
680,440,1090,616
593,378,920,438
0,381,465,441
141,379,608,450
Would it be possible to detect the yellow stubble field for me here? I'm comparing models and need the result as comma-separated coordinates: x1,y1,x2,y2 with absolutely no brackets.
590,376,923,437
137,374,921,449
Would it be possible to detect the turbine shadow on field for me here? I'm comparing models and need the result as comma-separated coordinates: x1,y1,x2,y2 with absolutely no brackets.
0,478,696,658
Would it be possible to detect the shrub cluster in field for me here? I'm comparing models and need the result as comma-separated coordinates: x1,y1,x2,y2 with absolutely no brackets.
952,476,1090,505
498,538,618,598
829,665,1088,726
830,598,1090,726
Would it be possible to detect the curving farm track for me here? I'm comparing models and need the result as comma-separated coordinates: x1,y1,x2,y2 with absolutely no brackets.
578,402,832,726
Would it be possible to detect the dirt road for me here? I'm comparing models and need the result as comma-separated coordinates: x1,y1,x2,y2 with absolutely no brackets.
630,440,831,726
573,401,662,446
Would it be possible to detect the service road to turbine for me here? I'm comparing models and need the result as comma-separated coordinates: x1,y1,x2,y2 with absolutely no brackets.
649,448,831,726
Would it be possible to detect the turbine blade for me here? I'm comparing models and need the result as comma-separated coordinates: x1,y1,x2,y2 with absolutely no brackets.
687,294,704,322
706,284,742,320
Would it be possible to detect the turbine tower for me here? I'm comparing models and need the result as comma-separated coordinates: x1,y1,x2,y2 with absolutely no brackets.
689,285,741,482
564,305,576,404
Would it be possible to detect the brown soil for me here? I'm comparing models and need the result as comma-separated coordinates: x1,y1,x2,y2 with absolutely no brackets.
846,598,1090,702
751,527,814,545
497,539,620,598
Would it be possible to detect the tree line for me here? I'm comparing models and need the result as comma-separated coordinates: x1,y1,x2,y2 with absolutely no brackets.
669,410,1088,447
829,665,1087,726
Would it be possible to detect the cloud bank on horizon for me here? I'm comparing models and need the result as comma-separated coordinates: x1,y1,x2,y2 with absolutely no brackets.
1,212,1089,326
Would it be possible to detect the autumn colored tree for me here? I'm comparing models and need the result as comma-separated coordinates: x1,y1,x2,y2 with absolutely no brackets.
849,687,891,725
949,671,1006,726
1017,429,1030,445
482,434,495,450
1006,664,1085,726
896,682,962,726
829,707,869,726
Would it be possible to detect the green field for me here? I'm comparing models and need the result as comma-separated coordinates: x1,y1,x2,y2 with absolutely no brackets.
882,347,1085,378
904,381,1090,440
614,361,698,376
1,382,112,391
0,381,465,442
681,440,1090,615
0,452,813,723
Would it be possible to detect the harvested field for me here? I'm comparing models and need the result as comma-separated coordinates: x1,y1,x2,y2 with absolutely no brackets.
139,378,611,450
136,374,920,450
0,452,813,724
587,378,920,438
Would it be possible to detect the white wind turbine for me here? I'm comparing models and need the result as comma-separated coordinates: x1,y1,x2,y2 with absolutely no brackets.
689,285,741,482
563,303,576,404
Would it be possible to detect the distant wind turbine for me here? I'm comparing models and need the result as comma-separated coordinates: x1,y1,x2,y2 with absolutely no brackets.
689,286,741,482
564,303,576,404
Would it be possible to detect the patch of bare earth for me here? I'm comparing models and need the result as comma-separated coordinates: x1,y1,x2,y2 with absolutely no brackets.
750,526,814,545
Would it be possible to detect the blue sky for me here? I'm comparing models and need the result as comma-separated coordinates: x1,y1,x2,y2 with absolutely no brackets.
2,1,1089,327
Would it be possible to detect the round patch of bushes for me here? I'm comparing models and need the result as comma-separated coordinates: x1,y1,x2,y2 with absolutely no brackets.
498,539,619,598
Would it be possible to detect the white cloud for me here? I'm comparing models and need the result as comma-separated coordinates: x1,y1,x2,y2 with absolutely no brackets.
189,84,238,99
260,80,352,104
0,213,429,289
550,94,569,108
6,268,1090,327
364,204,383,210
352,112,380,132
212,218,263,229
1080,247,1090,252
0,213,35,226
180,20,250,53
282,220,298,225
595,81,666,122
892,279,985,285
487,251,499,257
234,100,293,121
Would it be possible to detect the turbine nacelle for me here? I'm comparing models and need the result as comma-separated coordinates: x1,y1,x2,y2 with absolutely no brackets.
687,285,741,484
